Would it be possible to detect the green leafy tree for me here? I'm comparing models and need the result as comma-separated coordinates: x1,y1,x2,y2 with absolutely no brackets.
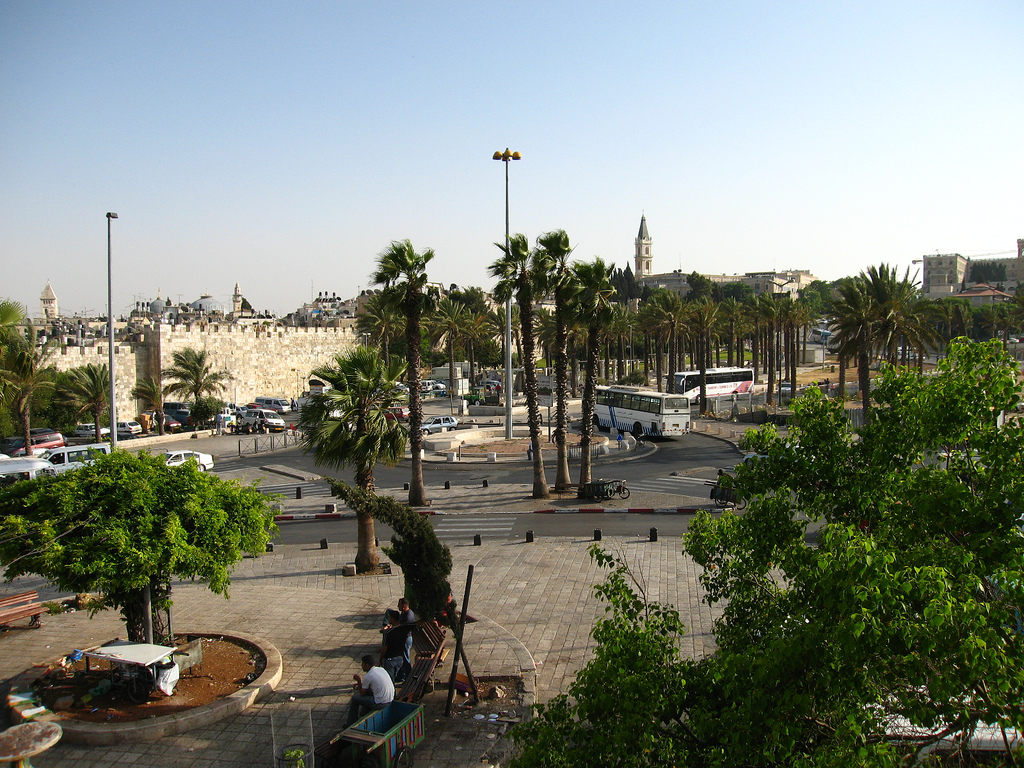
162,348,232,404
514,340,1024,766
298,346,408,572
189,396,224,428
57,363,110,441
372,239,436,507
0,451,276,643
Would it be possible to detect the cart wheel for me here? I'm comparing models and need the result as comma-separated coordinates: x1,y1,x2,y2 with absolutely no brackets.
618,486,630,500
125,674,151,704
394,747,414,767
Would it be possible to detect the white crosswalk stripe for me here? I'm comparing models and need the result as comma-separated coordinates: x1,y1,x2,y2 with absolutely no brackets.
258,482,333,498
433,516,515,541
626,475,715,496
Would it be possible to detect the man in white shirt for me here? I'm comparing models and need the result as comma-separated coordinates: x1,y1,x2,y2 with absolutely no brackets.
345,654,395,727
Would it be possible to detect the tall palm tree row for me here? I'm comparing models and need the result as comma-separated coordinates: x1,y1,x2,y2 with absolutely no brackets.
536,229,576,492
429,298,468,397
298,347,408,572
490,233,550,499
372,239,436,507
573,257,616,487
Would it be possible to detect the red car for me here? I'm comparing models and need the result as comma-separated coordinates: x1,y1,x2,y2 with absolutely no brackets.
385,406,410,422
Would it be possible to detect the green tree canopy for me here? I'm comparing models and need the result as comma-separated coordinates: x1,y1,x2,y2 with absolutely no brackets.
162,348,232,404
0,451,276,642
512,340,1024,767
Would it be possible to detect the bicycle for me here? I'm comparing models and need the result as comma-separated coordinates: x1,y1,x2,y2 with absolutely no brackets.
609,479,630,499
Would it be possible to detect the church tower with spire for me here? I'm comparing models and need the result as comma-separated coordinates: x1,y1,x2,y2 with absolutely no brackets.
40,282,58,321
634,215,652,278
232,283,243,315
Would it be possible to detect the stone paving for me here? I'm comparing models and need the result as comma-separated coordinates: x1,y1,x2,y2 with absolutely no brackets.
0,422,754,767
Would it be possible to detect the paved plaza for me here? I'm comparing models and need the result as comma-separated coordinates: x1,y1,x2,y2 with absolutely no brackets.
0,423,750,767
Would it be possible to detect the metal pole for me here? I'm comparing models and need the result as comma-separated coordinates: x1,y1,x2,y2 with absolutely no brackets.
107,212,118,449
504,159,513,440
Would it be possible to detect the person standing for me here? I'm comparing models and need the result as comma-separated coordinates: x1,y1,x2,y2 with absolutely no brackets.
345,654,395,727
382,597,416,681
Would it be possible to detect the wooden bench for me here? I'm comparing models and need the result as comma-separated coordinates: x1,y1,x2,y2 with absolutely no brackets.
0,590,44,630
396,621,447,703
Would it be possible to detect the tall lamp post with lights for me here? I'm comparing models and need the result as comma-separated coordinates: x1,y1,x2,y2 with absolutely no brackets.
106,212,118,449
493,148,521,440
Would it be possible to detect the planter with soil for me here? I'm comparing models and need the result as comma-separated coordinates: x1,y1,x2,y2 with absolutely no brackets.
7,630,282,745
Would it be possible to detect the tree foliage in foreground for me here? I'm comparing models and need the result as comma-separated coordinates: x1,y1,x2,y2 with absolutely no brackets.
512,340,1024,767
0,451,276,642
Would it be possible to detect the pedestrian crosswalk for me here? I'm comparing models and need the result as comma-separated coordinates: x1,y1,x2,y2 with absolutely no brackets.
432,515,516,542
258,481,333,499
624,473,716,498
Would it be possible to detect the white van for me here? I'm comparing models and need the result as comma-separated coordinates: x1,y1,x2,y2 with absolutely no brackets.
255,397,291,413
239,409,287,432
41,443,112,474
0,456,58,486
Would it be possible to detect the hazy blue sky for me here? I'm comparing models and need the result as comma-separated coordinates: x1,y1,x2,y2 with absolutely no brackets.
3,1,1021,318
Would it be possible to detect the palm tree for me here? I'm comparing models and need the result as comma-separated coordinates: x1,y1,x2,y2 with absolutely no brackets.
131,376,166,435
573,257,616,487
162,348,232,403
429,298,468,396
830,278,875,416
357,293,404,362
490,233,550,499
689,298,719,410
754,293,781,406
0,329,57,451
372,239,436,507
0,300,27,406
536,229,576,491
298,347,408,572
58,363,110,441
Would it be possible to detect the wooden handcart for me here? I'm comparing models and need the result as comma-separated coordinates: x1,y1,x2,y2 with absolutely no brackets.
315,701,424,768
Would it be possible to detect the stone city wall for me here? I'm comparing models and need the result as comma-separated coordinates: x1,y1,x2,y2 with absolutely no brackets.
50,323,357,419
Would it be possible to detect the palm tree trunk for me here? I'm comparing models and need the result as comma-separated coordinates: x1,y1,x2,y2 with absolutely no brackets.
406,298,427,507
578,326,601,486
518,295,550,499
553,313,572,491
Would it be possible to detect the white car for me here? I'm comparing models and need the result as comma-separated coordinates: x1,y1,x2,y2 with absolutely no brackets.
421,415,459,435
73,423,111,439
117,420,143,436
163,450,215,472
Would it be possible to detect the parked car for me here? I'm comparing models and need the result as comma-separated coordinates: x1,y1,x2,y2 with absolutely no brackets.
0,429,67,457
163,402,192,426
421,415,459,435
73,423,111,439
117,420,143,437
163,450,215,472
238,408,287,433
42,443,111,474
0,456,58,485
386,405,410,422
141,411,182,432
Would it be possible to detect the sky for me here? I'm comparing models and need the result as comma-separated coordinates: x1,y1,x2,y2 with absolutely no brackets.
2,1,1022,318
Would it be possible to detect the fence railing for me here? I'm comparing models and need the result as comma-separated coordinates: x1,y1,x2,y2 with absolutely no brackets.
237,431,301,456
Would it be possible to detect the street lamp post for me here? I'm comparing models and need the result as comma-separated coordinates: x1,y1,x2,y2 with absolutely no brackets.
493,148,521,440
106,212,118,449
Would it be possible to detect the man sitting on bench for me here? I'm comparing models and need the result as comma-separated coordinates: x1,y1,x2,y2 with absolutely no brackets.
345,654,394,727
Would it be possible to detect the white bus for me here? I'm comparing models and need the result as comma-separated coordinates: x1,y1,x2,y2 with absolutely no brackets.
594,386,691,437
672,367,754,398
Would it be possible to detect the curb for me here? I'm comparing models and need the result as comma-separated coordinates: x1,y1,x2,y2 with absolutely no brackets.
532,507,701,514
273,509,440,523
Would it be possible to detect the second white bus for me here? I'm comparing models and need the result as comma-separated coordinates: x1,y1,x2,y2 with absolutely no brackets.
672,367,754,398
594,386,691,437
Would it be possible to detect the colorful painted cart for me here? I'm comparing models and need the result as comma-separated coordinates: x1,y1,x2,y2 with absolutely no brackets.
315,701,424,768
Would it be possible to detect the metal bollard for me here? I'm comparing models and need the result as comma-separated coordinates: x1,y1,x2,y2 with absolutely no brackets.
650,527,658,542
526,530,534,543
594,529,602,541
319,538,328,550
375,537,379,547
296,486,303,499
266,542,274,552
444,480,451,490
473,534,481,546
482,479,488,488
404,482,410,491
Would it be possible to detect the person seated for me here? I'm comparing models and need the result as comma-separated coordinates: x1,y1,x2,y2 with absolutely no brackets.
382,598,415,681
345,654,395,727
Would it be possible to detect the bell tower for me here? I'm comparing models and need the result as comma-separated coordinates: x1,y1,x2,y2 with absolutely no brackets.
635,215,652,277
